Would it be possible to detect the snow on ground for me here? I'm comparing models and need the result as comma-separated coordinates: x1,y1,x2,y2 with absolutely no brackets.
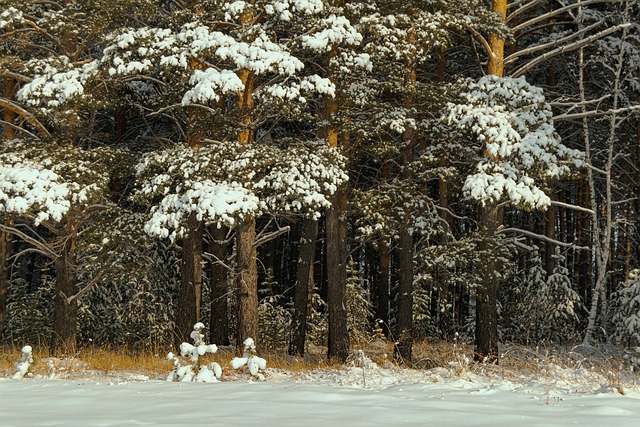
1,357,639,426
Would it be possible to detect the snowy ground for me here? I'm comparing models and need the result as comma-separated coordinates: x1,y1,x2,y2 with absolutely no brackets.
2,358,639,426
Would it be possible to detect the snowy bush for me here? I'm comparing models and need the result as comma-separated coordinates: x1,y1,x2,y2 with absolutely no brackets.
611,269,640,348
4,276,54,345
346,259,373,345
258,294,291,350
231,338,267,381
306,292,328,347
507,248,581,344
167,323,222,383
12,345,33,379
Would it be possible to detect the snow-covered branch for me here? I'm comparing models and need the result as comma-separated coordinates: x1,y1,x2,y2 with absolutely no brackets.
511,23,631,77
497,227,591,250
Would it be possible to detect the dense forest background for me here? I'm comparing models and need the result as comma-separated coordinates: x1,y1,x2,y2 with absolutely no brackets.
1,0,639,365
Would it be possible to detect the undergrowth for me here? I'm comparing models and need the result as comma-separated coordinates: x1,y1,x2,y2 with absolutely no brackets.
0,340,637,388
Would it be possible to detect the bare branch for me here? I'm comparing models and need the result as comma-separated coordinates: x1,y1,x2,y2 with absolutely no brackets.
554,104,640,121
0,98,50,136
505,19,604,64
497,227,591,250
549,94,610,107
462,23,495,60
507,0,543,23
548,200,595,214
512,0,627,33
0,223,57,259
253,226,291,248
0,70,31,83
202,251,234,272
511,23,631,77
0,119,40,139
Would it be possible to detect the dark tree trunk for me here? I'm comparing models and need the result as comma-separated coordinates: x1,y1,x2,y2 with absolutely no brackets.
394,219,414,364
544,201,556,275
289,218,318,356
175,212,203,348
576,176,592,302
474,204,500,364
327,186,349,361
0,220,11,341
371,239,390,336
3,77,16,141
51,218,78,353
236,215,258,352
209,225,230,345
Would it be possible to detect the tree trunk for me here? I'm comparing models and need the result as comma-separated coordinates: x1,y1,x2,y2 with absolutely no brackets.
474,204,500,363
487,0,507,76
209,225,230,345
395,218,413,364
0,219,11,341
327,186,349,361
236,215,258,350
289,218,318,356
373,239,390,335
469,0,507,364
3,77,16,141
175,212,203,347
51,218,78,353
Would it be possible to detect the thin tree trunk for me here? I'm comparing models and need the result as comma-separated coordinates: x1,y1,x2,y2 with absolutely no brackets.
544,194,557,274
0,219,11,341
582,5,629,345
176,212,203,347
51,217,78,353
236,216,258,350
374,239,390,335
3,77,16,141
289,218,318,356
209,225,230,345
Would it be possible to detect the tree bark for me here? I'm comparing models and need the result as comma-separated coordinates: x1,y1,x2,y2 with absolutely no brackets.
0,219,11,341
487,0,507,76
474,204,500,363
327,186,349,361
51,217,78,353
395,217,414,364
175,212,203,347
209,225,230,345
236,215,258,350
289,218,318,356
3,77,16,141
470,0,507,364
373,239,390,335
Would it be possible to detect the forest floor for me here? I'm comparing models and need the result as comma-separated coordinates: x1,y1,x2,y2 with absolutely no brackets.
1,340,639,426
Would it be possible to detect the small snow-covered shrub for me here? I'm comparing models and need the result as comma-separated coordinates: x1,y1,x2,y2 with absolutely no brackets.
4,276,54,345
167,323,222,383
231,338,267,381
346,260,373,345
258,294,291,350
504,248,581,344
611,269,640,350
13,345,33,379
306,292,328,347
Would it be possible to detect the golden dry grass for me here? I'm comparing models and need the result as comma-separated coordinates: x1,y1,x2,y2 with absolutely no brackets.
0,340,635,385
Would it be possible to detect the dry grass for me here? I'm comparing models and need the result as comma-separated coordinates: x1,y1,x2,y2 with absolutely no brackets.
1,340,635,385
